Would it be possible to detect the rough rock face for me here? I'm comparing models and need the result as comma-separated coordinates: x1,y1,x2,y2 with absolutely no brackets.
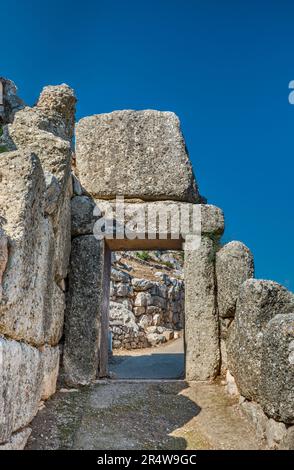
109,301,146,349
71,195,98,237
36,84,76,141
0,338,43,443
0,79,75,446
40,345,60,400
0,77,25,124
75,110,200,202
71,196,224,251
227,279,294,401
0,428,32,450
216,241,254,318
0,138,71,346
185,236,219,380
260,313,294,423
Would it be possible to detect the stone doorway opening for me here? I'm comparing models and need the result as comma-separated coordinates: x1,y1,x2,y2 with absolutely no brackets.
107,250,185,380
64,200,223,387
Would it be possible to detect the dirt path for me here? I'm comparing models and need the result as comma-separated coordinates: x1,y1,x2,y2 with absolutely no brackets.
109,337,185,379
26,380,263,450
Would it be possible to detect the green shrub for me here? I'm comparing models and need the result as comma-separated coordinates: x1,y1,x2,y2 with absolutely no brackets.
136,251,151,261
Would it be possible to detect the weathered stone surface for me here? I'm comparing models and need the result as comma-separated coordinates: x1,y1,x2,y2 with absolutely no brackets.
260,313,294,423
0,77,25,124
280,426,294,450
8,126,72,198
63,236,109,385
0,229,8,301
0,151,47,343
265,418,287,449
227,280,294,401
0,338,42,443
53,180,72,282
76,110,200,202
91,200,223,250
71,195,97,237
111,268,131,283
200,204,224,237
0,427,31,450
109,301,139,333
240,399,268,442
72,173,83,196
36,84,76,141
184,236,219,380
40,345,60,400
216,241,254,318
44,172,61,215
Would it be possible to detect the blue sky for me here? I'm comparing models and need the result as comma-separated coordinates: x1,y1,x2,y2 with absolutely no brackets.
2,0,293,289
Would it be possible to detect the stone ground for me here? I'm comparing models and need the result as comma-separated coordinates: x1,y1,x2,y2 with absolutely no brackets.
26,381,263,450
26,339,264,450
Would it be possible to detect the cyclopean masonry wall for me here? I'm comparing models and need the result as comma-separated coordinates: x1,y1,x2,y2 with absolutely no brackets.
0,78,294,449
0,79,75,449
108,251,185,350
216,247,294,449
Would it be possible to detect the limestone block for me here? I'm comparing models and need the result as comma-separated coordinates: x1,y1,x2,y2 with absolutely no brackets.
0,338,42,443
227,280,294,401
240,399,268,441
109,301,139,332
53,182,71,282
134,292,151,307
63,236,109,385
0,77,25,124
184,236,220,380
40,345,60,400
0,427,31,450
0,229,8,301
36,83,76,141
132,278,155,291
279,426,294,450
260,313,294,423
71,195,97,237
8,127,72,196
111,267,131,283
76,110,200,202
265,419,287,449
92,200,224,250
0,151,48,343
216,241,254,318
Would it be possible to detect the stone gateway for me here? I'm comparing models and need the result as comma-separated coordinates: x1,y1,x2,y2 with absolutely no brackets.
0,77,293,450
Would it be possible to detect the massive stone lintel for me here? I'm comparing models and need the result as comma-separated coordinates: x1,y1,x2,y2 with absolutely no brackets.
71,197,224,249
75,110,202,203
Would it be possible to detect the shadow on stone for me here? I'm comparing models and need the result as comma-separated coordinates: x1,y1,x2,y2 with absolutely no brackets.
109,353,185,380
26,381,201,450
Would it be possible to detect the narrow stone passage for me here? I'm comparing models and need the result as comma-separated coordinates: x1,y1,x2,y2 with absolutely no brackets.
26,380,263,450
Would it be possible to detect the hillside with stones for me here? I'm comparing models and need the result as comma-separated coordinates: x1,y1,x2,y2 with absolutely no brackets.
109,250,184,349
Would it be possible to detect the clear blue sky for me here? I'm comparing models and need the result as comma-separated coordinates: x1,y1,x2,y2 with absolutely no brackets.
2,0,293,290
